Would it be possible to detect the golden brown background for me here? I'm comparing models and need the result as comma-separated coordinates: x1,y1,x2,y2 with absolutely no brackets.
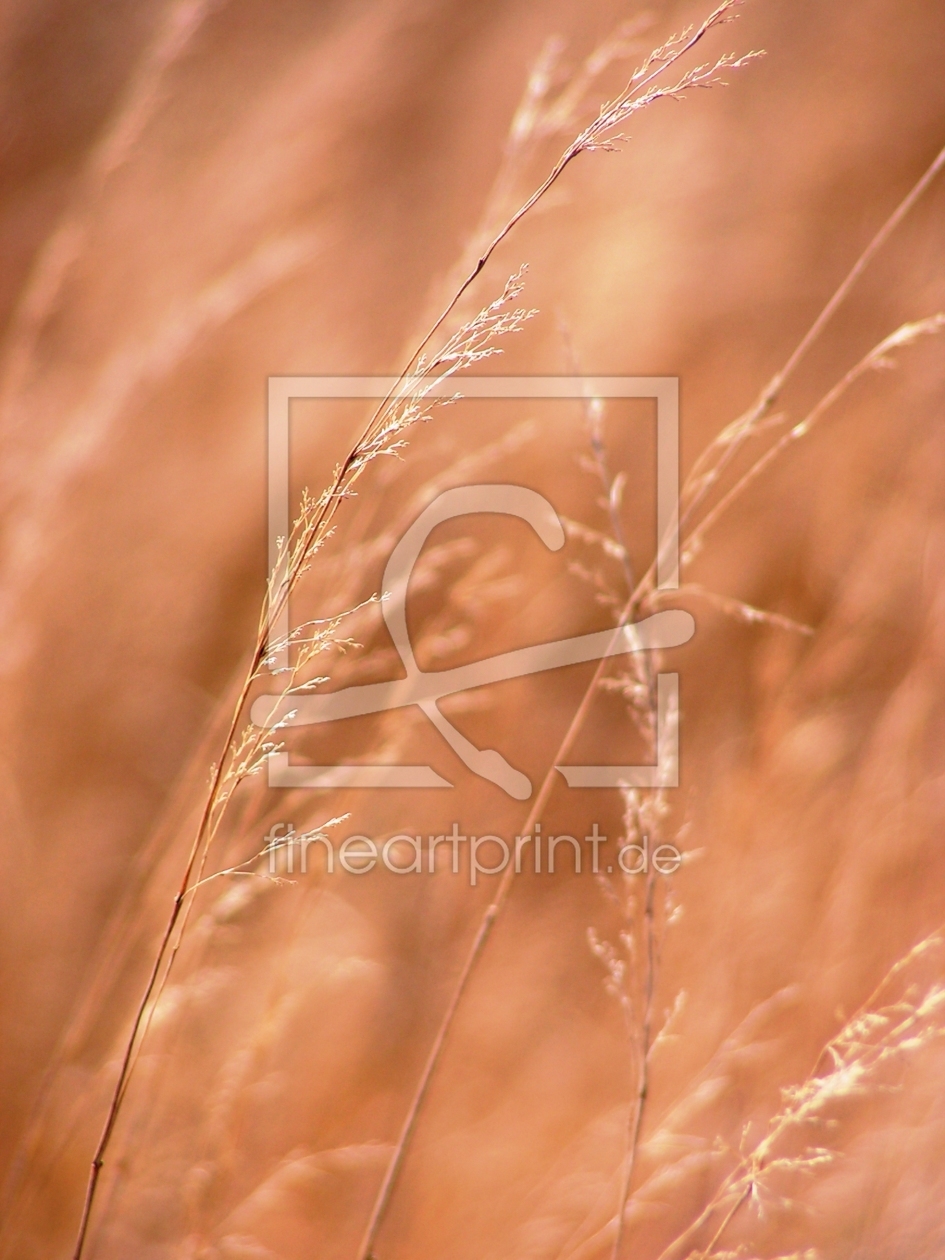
0,1,944,1256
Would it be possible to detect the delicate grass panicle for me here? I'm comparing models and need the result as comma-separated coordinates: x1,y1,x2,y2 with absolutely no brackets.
68,8,763,1253
0,1,938,1257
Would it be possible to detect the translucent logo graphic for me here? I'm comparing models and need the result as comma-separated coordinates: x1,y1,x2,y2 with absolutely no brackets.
252,377,692,798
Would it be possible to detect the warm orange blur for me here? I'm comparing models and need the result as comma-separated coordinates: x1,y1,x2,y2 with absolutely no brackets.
1,2,944,1257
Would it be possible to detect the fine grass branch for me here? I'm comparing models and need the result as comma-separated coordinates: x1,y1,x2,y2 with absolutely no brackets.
355,8,763,1258
653,929,945,1260
69,267,535,1260
356,119,945,1260
70,4,760,1256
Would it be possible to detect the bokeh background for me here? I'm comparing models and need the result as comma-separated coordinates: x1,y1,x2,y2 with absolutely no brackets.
1,1,944,1256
